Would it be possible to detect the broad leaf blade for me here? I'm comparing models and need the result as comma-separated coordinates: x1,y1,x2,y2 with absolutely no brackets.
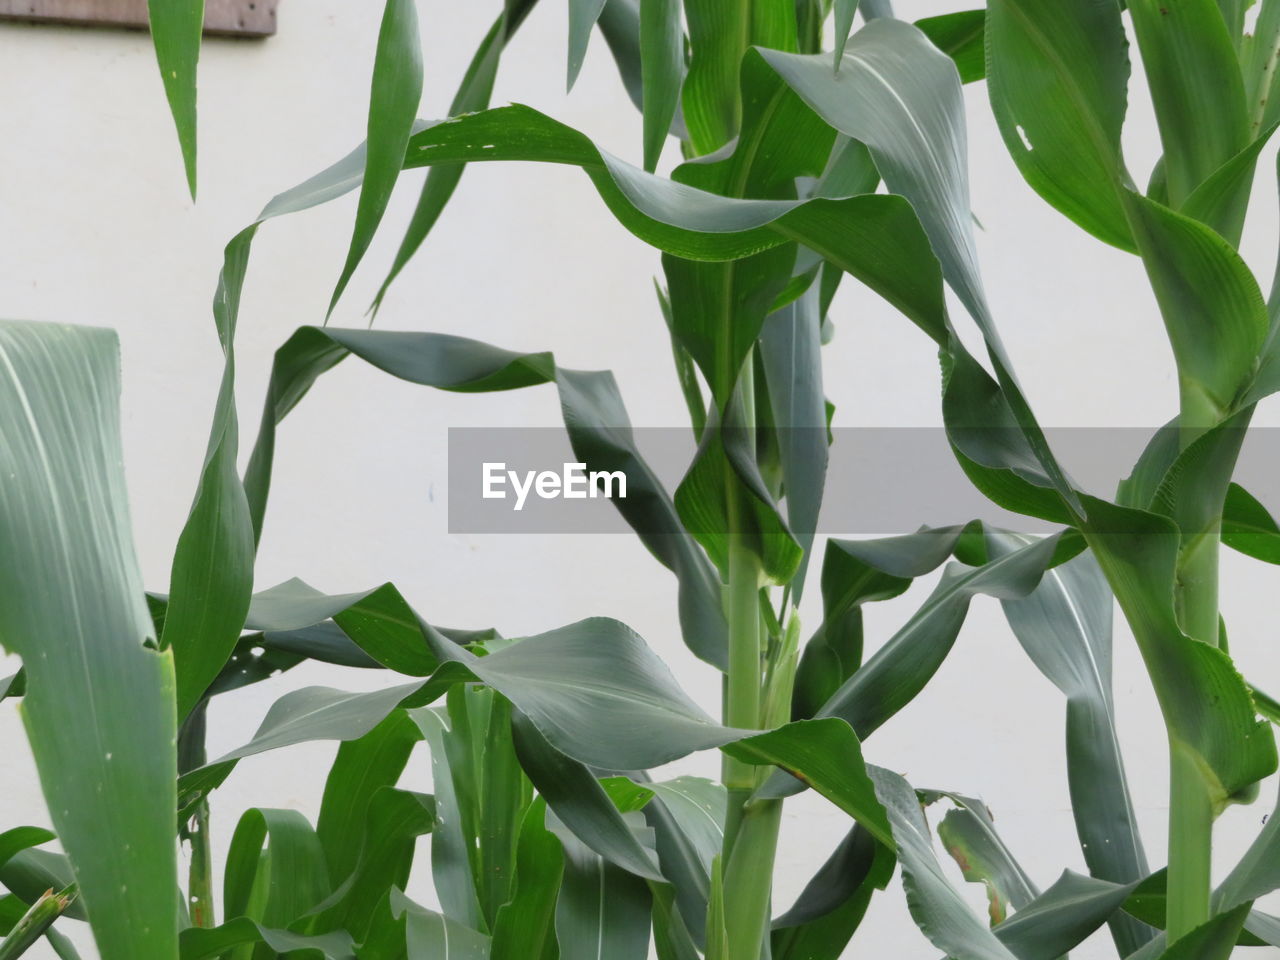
0,320,178,960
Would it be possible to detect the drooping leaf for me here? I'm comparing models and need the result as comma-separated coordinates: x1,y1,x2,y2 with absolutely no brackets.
871,767,1018,960
511,712,664,882
179,679,451,806
794,524,970,719
992,539,1154,952
242,326,727,670
930,794,1037,925
328,0,424,317
147,0,203,196
0,320,178,960
567,0,609,91
770,825,894,960
372,0,538,311
810,534,1061,742
991,871,1141,960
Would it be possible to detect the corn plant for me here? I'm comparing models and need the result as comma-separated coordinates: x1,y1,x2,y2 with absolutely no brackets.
4,1,1280,959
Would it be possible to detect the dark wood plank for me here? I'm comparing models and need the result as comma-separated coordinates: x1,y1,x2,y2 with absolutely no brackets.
0,0,277,37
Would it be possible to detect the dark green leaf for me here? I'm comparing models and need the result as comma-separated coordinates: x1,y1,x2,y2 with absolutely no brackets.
985,0,1133,249
147,0,202,196
328,0,424,317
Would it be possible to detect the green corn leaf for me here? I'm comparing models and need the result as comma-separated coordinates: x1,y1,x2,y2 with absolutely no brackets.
1221,482,1280,562
372,0,538,312
639,0,682,171
759,284,827,599
596,0,646,114
991,871,1141,959
316,712,422,884
833,0,859,66
180,921,354,960
400,893,492,959
810,533,1061,741
1125,903,1253,960
246,579,440,676
328,0,423,318
871,767,1018,960
795,524,969,718
641,777,724,945
0,886,76,960
1180,122,1279,247
419,685,531,932
680,0,749,153
723,720,892,847
764,18,1081,511
223,808,331,932
241,327,725,668
1128,0,1251,207
1122,193,1267,427
930,795,1037,925
993,540,1154,953
412,709,485,931
771,824,894,960
1215,787,1280,912
0,320,178,960
0,830,54,875
1243,0,1280,133
511,712,664,882
553,827,653,960
0,671,22,705
179,680,450,807
249,102,950,340
161,225,256,720
306,789,435,941
568,0,608,90
917,11,986,84
491,800,563,960
147,0,203,197
0,850,84,923
985,0,1132,250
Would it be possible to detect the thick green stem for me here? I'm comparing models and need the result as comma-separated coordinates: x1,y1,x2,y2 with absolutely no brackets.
1167,745,1215,941
1165,530,1221,941
723,799,783,958
721,487,763,854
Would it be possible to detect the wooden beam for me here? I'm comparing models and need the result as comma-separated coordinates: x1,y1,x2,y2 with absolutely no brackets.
0,0,277,37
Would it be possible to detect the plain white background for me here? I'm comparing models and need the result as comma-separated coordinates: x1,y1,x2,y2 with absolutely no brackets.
2,1,1279,956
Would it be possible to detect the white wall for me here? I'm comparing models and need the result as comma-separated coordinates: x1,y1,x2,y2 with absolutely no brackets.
1,1,1278,956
